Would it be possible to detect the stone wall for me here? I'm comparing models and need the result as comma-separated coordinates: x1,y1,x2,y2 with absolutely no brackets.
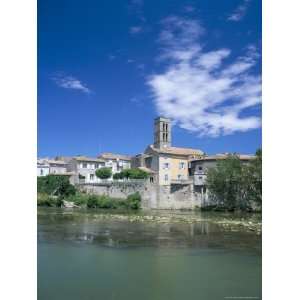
78,181,210,210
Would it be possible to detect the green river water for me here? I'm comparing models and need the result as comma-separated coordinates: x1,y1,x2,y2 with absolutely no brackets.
38,208,261,300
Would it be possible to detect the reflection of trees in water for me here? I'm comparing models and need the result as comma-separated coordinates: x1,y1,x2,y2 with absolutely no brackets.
38,210,260,252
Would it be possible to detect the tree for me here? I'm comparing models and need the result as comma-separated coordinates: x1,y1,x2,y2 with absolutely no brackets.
95,167,112,179
113,172,123,180
206,151,262,211
206,155,249,211
37,175,76,197
117,168,149,180
243,148,262,208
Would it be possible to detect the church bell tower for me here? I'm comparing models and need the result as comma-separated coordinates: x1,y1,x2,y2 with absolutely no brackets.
154,117,172,149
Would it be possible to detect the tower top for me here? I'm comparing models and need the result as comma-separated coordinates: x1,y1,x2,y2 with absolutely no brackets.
154,117,172,149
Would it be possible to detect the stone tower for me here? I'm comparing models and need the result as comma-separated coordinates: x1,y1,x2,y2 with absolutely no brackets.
154,116,172,149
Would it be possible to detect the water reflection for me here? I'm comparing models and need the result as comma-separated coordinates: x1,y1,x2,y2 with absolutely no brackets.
38,208,261,253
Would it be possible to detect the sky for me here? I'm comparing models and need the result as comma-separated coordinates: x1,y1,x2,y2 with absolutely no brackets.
38,0,261,158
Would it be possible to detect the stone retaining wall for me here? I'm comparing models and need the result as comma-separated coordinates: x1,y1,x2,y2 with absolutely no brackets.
78,182,210,210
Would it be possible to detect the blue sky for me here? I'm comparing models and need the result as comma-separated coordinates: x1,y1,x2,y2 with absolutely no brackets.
38,0,261,157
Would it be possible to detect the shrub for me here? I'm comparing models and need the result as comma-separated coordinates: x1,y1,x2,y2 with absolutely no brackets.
95,168,112,179
37,175,76,197
37,193,61,207
117,168,149,180
66,193,89,206
86,195,100,208
126,192,141,209
113,172,124,180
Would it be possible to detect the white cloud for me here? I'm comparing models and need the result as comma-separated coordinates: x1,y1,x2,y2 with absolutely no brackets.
52,74,91,94
227,0,251,22
147,17,261,137
129,26,143,34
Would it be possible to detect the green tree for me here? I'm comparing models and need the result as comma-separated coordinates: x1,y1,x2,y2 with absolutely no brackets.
206,155,249,211
206,151,262,211
117,168,149,180
95,167,112,179
113,172,124,180
243,148,262,208
37,175,76,197
126,192,142,209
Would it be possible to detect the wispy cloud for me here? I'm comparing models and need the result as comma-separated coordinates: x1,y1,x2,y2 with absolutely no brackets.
183,5,195,13
52,73,91,94
227,0,251,22
147,16,261,137
129,26,143,34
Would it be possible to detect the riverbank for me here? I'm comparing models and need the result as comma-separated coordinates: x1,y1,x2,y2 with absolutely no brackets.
38,207,261,235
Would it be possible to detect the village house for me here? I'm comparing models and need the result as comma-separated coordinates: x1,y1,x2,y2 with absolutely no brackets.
66,156,106,184
189,154,255,198
37,158,68,176
97,152,131,174
132,117,204,185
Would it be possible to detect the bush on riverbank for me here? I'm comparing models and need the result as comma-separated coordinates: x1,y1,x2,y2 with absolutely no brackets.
37,175,76,197
85,192,142,210
37,190,142,210
37,193,63,207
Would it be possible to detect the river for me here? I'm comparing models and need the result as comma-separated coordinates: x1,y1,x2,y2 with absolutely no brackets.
38,208,261,300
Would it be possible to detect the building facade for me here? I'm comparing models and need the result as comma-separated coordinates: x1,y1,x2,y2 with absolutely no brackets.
134,117,204,185
97,153,131,174
67,156,106,184
37,159,68,176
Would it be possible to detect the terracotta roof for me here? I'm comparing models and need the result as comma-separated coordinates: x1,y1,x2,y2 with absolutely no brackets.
48,160,68,165
98,152,132,161
74,156,106,163
192,154,255,162
37,159,67,165
138,167,156,174
147,145,203,156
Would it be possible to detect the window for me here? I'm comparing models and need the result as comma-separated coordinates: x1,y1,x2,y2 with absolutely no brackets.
82,163,87,168
198,166,203,171
163,163,169,169
178,174,182,180
90,174,94,181
164,174,168,181
40,169,43,176
198,176,202,180
95,163,99,169
179,162,185,169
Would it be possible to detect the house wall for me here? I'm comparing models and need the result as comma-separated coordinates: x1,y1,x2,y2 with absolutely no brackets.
157,155,189,185
67,160,108,184
170,157,189,181
79,181,211,210
49,165,67,174
37,166,50,176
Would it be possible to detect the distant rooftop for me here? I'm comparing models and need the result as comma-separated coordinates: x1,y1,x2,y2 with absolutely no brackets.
73,156,106,163
192,153,255,162
148,144,203,156
98,152,132,161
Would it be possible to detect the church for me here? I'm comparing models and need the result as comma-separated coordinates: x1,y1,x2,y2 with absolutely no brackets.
132,117,204,185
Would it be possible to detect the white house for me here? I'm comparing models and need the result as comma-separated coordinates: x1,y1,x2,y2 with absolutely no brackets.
67,156,107,184
97,153,131,175
37,159,50,176
37,158,68,176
